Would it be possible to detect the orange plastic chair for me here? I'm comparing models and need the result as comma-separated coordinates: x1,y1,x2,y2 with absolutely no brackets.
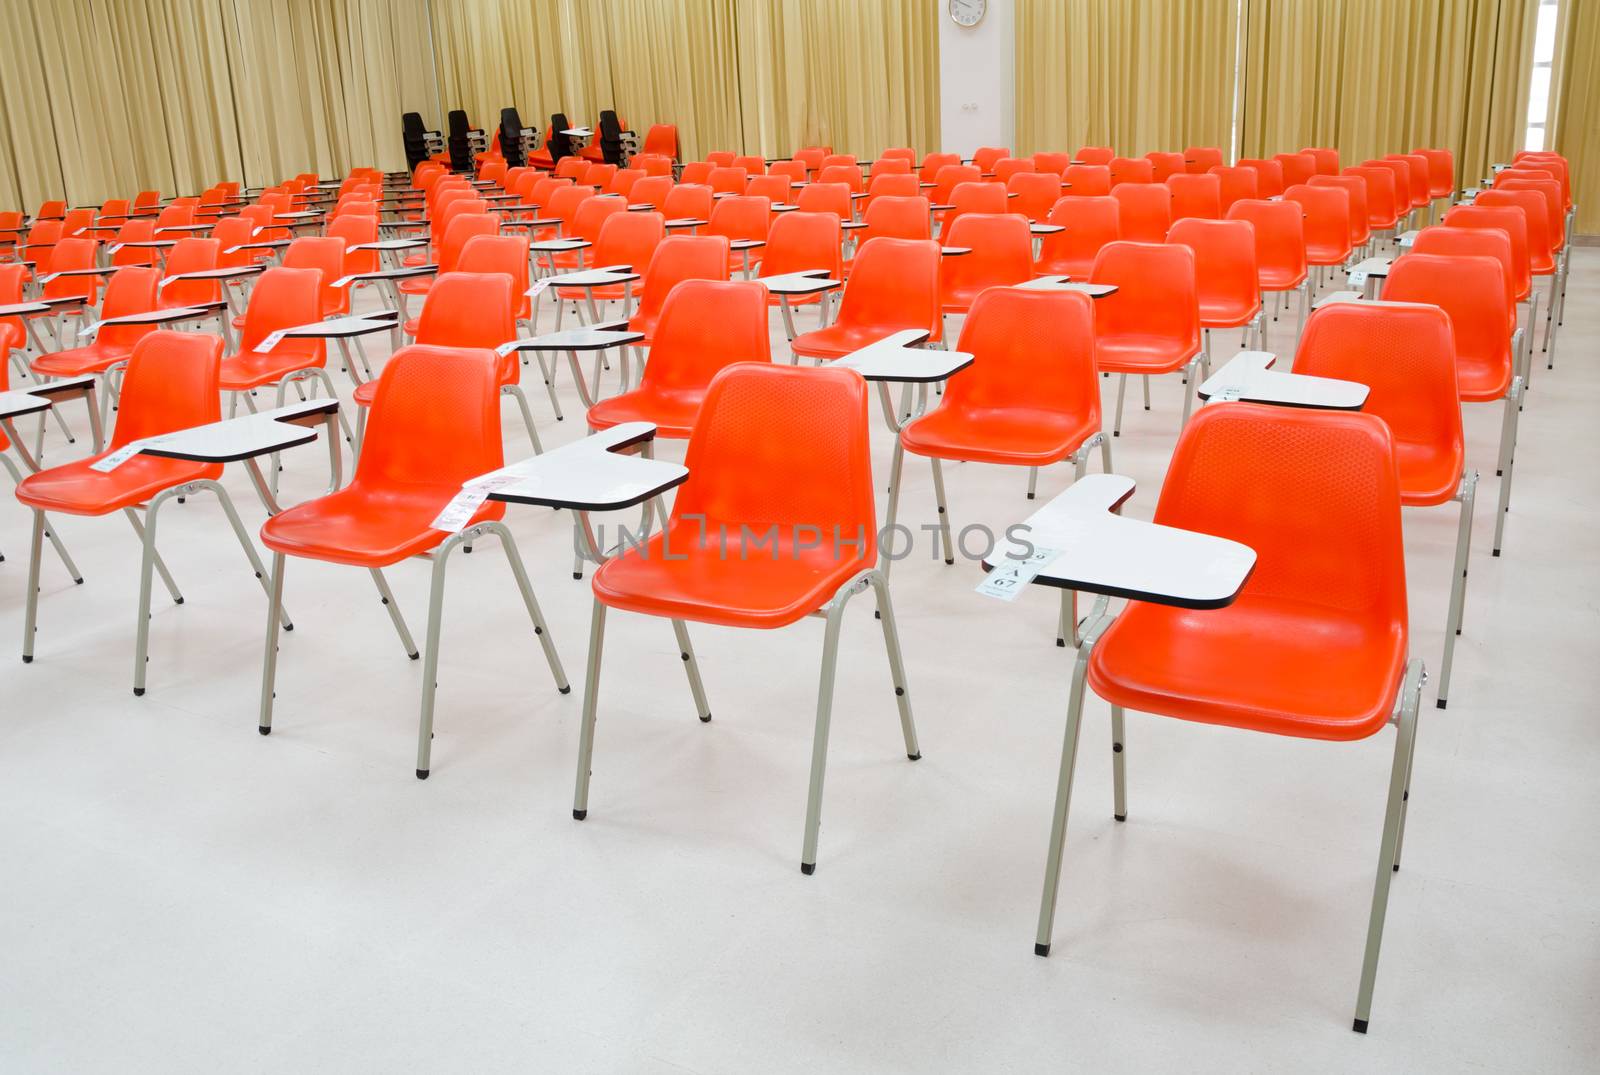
1237,158,1284,198
1109,183,1172,244
1443,203,1533,319
580,163,616,191
942,181,1007,230
919,151,961,183
60,208,94,239
634,153,674,177
586,278,771,435
1209,165,1259,213
880,147,917,167
1075,146,1114,166
1165,218,1262,349
940,213,1033,315
898,285,1107,526
792,147,827,175
1183,146,1224,174
1385,153,1432,215
1063,164,1112,198
932,164,982,204
35,199,66,220
758,210,843,329
1034,195,1120,279
1008,171,1064,222
609,169,645,199
705,150,738,168
794,181,851,220
555,157,587,181
1275,152,1318,187
1305,147,1341,175
662,183,714,223
1383,252,1521,555
1344,165,1401,237
542,196,627,273
746,174,791,204
627,235,731,345
707,194,772,274
1411,226,1518,331
283,236,351,319
971,146,1009,174
1040,401,1423,1035
1295,300,1473,706
108,218,159,268
732,154,765,176
327,214,379,277
1363,158,1414,223
399,212,498,308
1474,187,1560,368
1108,157,1154,187
257,343,567,776
553,210,665,311
792,237,942,360
768,159,808,185
1145,152,1186,182
1413,148,1454,201
31,266,161,379
707,167,748,195
679,161,714,186
1088,240,1202,434
22,219,62,266
219,266,340,415
862,172,919,212
627,175,674,211
17,330,289,696
1225,198,1309,333
643,124,678,159
1033,151,1072,176
159,237,221,311
457,233,533,322
1166,173,1222,220
820,153,857,173
868,157,912,178
1284,183,1353,269
1308,174,1371,250
575,361,920,873
992,158,1035,186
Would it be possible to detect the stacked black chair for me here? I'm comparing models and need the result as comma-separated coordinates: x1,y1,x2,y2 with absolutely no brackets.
597,110,626,166
401,112,443,171
499,107,535,169
447,110,484,172
549,112,575,166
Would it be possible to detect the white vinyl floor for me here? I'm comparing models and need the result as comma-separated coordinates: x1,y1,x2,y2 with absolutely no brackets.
1,246,1596,1074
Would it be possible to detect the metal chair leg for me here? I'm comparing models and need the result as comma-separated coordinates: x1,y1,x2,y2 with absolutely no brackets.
414,535,460,779
1110,704,1127,821
1352,658,1424,1033
868,570,920,760
572,598,608,819
258,551,286,735
123,507,183,604
1027,466,1039,500
671,618,712,721
880,439,905,584
369,567,420,658
21,510,44,662
503,383,543,453
1113,374,1127,436
929,458,954,565
491,521,569,693
1434,471,1476,709
799,597,848,874
1492,379,1521,556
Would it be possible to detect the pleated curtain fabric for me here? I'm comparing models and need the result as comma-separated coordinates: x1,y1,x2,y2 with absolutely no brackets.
1014,0,1241,157
1551,0,1599,233
1240,0,1536,190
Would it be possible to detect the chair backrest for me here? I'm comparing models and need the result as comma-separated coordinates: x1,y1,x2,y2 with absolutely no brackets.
1475,189,1555,268
634,153,675,177
1166,173,1222,220
1275,152,1318,187
111,218,159,266
708,166,748,195
95,267,163,350
1089,240,1200,351
356,344,506,494
1108,156,1154,187
36,199,66,219
933,164,982,202
946,284,1100,425
1495,177,1564,247
663,183,715,221
582,163,617,190
919,152,961,182
816,164,864,194
971,146,1009,173
733,154,765,176
1208,165,1259,212
608,169,645,198
239,266,323,359
679,161,714,185
525,174,571,207
1362,159,1413,214
881,147,917,165
1033,151,1072,176
1224,199,1306,285
861,196,932,242
672,363,875,566
162,237,222,307
769,160,809,184
1409,225,1517,321
1386,153,1432,207
1442,204,1531,296
282,235,350,317
642,279,772,395
993,158,1034,184
108,331,225,448
794,182,852,219
760,211,843,280
643,124,678,159
942,213,1033,295
24,219,62,263
1007,171,1063,222
1157,402,1407,626
707,195,772,243
1063,164,1112,198
1308,174,1371,245
869,157,912,178
571,195,628,245
1238,158,1285,197
1109,183,1173,243
415,271,516,348
1382,252,1514,386
1413,147,1454,197
1305,147,1341,175
1038,195,1120,272
1294,301,1463,500
327,214,380,275
746,174,791,204
820,153,857,172
1075,146,1114,165
42,237,99,303
1183,146,1224,174
834,237,941,337
628,175,674,209
1343,166,1398,226
792,147,826,173
945,182,1007,228
591,210,666,274
1284,184,1352,257
1145,151,1186,182
1165,218,1258,317
60,208,94,238
863,172,919,211
555,157,587,180
545,185,594,231
635,235,732,323
457,234,532,317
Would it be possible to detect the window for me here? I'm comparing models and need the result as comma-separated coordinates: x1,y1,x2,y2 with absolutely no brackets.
1525,0,1561,151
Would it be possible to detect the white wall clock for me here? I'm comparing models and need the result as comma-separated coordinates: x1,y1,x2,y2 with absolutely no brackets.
949,0,987,29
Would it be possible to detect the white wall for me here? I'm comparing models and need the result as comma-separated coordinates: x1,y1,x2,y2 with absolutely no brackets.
937,0,1015,155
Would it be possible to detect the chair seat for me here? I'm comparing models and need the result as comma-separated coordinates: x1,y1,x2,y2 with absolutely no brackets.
592,526,870,629
586,386,704,438
1097,335,1199,374
559,283,630,303
1395,441,1463,507
1305,242,1352,266
791,321,938,361
260,484,504,567
402,252,430,267
901,407,1099,466
1260,266,1308,291
579,145,606,163
1198,295,1261,328
1457,353,1513,402
402,317,421,336
1087,595,1408,741
219,347,324,391
16,453,221,516
31,342,133,377
396,274,435,296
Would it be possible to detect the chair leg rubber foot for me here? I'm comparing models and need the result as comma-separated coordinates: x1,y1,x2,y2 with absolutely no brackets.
1056,637,1066,647
415,769,429,780
73,577,83,585
908,752,921,761
572,572,583,580
1435,698,1447,709
572,808,587,820
1352,1019,1369,1034
944,558,954,565
699,713,712,722
407,651,420,660
1027,493,1035,500
22,655,32,664
174,597,184,605
1492,549,1501,557
133,687,144,697
800,862,815,875
1114,813,1126,822
258,725,271,736
1034,942,1051,957
558,685,572,695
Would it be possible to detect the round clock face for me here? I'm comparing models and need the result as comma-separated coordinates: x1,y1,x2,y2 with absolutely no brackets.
949,0,986,28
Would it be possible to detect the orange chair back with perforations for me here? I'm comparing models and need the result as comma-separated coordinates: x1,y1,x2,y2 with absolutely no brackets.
634,279,772,400
1008,171,1063,222
1475,189,1555,273
23,219,62,263
85,267,163,353
1089,241,1201,366
283,236,351,317
628,175,674,210
761,211,843,283
1165,218,1259,328
110,219,159,267
663,183,714,221
1167,173,1222,220
42,237,99,304
1035,195,1120,278
1225,199,1307,291
1442,204,1531,299
794,182,851,219
1495,177,1565,249
458,234,532,319
1411,226,1518,320
1110,183,1173,243
328,214,379,276
831,236,942,341
1382,253,1513,402
570,196,629,246
940,213,1033,312
1308,174,1371,247
631,235,732,332
1284,184,1352,265
543,185,594,237
1294,301,1463,506
415,272,517,355
238,267,324,363
161,237,221,308
61,208,94,239
108,331,226,451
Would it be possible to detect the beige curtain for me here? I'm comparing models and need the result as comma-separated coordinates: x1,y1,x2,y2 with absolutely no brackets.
0,0,72,209
1551,0,1599,234
1240,0,1535,189
734,0,940,158
1015,0,1240,157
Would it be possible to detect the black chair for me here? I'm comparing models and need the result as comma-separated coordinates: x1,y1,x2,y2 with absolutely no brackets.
447,109,482,172
499,107,531,169
597,110,625,166
549,112,575,165
402,112,442,171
